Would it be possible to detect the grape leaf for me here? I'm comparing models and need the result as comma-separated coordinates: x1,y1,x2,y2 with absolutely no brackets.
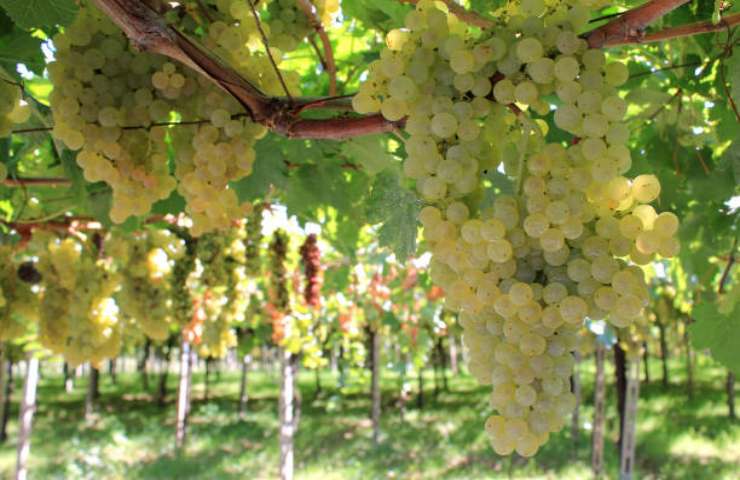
727,47,740,106
365,169,420,261
689,302,740,374
340,135,395,176
0,0,78,28
0,26,43,73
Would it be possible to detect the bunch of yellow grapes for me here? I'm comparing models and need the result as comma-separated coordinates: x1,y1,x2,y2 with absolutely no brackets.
355,0,680,457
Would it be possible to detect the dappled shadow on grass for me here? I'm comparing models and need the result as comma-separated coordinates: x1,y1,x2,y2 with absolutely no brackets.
1,360,738,480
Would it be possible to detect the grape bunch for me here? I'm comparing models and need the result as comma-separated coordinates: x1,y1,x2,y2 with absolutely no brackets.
48,5,264,234
0,246,39,341
0,79,31,138
35,234,122,367
190,226,249,358
299,233,322,307
109,229,186,341
261,0,339,52
355,0,680,456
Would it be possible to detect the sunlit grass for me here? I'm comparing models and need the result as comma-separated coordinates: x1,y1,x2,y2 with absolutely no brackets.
0,354,737,479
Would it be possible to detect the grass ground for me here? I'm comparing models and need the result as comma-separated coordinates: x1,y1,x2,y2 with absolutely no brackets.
0,353,738,479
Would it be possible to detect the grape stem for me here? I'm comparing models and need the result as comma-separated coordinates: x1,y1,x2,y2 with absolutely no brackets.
2,177,72,187
296,0,338,96
246,0,293,101
718,237,738,294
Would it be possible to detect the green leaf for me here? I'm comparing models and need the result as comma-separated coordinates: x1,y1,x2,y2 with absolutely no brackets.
689,302,740,374
365,169,420,261
0,0,78,28
340,135,395,176
0,27,43,73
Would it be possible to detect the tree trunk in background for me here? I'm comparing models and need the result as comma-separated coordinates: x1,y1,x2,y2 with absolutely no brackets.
683,322,694,399
14,357,39,480
0,358,13,443
614,343,627,452
109,359,117,385
592,344,606,478
440,339,449,391
176,341,192,451
657,321,669,388
642,343,650,384
63,363,74,393
278,347,295,480
238,355,250,419
313,369,322,398
571,351,581,446
728,372,736,420
619,359,640,480
204,358,212,402
337,345,346,389
0,346,6,444
370,329,381,445
85,367,100,420
449,334,458,375
399,359,408,423
139,339,152,391
417,367,424,410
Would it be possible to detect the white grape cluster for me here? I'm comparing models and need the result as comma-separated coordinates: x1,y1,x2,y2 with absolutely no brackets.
180,0,302,97
192,226,250,358
0,246,39,341
109,229,186,341
35,234,122,368
355,0,680,457
0,79,31,139
49,6,264,234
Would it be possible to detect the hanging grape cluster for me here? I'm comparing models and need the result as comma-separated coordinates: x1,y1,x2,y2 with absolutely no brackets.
299,233,322,307
109,229,186,341
355,0,680,457
0,80,31,140
48,5,266,233
0,246,39,341
35,234,122,367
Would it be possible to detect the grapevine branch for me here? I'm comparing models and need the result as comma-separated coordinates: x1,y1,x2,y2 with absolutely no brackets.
296,0,338,96
86,0,739,141
605,12,740,47
586,0,690,48
2,177,72,187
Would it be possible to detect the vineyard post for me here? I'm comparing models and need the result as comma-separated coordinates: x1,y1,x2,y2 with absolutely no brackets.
448,334,458,375
85,366,100,420
108,359,117,385
278,344,295,480
370,327,381,445
683,319,694,399
657,320,669,388
592,343,606,478
14,356,39,480
0,358,13,443
139,339,152,391
619,358,640,480
0,345,5,442
238,354,250,419
615,343,627,452
728,372,736,420
63,362,74,393
175,339,192,451
571,350,582,448
642,343,650,384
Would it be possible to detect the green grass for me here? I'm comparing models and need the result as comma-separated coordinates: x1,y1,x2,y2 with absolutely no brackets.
0,354,738,479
